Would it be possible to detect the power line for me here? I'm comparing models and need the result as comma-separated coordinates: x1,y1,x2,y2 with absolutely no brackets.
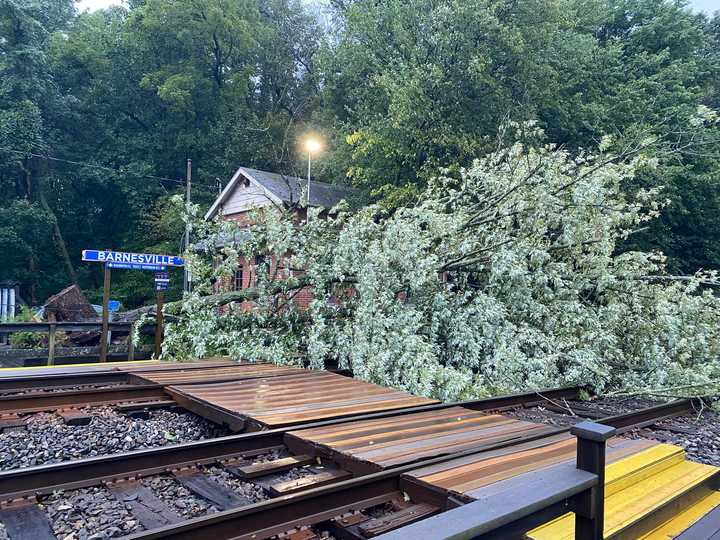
0,146,186,185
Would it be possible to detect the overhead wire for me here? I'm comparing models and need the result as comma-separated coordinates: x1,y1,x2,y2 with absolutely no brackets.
0,145,186,185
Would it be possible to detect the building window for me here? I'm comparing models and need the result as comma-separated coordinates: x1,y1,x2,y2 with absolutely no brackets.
233,266,244,291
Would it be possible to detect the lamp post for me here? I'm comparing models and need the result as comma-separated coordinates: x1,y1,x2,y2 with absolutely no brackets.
304,138,321,219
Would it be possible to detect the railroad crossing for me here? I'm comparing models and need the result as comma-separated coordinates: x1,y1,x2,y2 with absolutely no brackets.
0,360,717,539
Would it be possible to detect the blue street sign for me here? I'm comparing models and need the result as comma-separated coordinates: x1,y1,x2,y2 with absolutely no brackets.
156,282,169,291
107,262,167,271
108,300,121,312
82,250,184,267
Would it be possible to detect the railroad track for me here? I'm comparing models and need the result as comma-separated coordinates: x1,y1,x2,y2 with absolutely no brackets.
0,363,357,423
0,389,701,540
122,398,705,540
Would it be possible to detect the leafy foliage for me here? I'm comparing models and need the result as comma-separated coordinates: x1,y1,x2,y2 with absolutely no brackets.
165,139,720,398
1,0,719,304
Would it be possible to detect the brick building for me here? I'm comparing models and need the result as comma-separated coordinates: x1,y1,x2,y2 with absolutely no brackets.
205,166,357,309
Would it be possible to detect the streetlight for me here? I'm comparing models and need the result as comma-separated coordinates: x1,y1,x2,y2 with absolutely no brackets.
304,137,321,213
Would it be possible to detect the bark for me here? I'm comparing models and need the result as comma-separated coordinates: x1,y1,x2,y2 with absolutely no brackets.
123,275,358,320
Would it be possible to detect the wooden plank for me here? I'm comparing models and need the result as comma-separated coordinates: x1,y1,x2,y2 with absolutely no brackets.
0,414,25,432
358,503,440,537
324,512,371,540
232,455,315,479
115,400,177,413
0,501,55,540
286,528,319,540
268,469,352,496
47,323,56,366
173,468,250,510
107,479,181,529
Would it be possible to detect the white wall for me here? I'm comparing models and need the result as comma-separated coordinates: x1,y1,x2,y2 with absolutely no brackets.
221,181,274,215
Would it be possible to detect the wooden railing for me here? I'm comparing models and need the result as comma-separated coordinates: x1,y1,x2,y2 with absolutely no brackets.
0,321,155,365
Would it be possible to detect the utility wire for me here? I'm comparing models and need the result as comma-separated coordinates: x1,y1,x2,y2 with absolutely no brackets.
0,146,186,185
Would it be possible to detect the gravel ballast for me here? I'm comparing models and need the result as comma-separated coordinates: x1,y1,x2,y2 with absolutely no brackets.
44,487,142,539
147,476,215,519
498,396,720,466
0,407,229,470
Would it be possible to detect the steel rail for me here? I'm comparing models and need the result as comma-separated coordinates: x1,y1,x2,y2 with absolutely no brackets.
123,397,702,540
0,386,579,500
0,371,131,392
0,384,167,414
0,360,233,392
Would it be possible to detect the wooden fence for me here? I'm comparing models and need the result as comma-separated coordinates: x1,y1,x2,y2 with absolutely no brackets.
0,321,155,366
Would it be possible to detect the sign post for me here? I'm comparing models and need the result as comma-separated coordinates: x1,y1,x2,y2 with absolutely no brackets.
82,250,184,362
99,265,111,362
154,291,164,358
154,271,170,358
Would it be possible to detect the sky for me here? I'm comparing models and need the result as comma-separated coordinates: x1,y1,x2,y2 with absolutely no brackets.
76,0,718,13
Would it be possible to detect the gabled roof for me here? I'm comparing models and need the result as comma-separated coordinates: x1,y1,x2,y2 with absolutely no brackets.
205,166,358,220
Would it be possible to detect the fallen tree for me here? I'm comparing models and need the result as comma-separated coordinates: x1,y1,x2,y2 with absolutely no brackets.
160,138,720,400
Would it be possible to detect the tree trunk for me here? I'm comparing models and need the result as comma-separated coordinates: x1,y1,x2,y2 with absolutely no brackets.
37,181,78,285
27,158,78,286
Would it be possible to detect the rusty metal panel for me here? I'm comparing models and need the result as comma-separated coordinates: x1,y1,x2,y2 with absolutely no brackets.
403,435,657,498
286,407,554,472
130,363,306,385
167,371,437,429
120,359,236,373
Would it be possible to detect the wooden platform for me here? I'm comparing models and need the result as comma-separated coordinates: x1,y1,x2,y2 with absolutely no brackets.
129,363,305,385
166,371,437,430
285,406,554,473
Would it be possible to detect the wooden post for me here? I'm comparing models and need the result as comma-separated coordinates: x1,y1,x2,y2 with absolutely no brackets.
571,421,616,540
184,158,191,293
47,323,56,366
154,291,164,358
99,264,111,363
127,331,135,361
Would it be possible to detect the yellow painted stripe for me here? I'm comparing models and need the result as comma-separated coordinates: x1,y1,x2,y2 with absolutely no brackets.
604,444,685,496
638,490,720,539
530,452,719,540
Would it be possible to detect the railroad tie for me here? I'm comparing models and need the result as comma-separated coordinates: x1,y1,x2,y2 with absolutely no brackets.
106,478,181,529
172,467,251,511
57,408,92,426
268,469,352,496
230,454,315,479
0,499,55,540
0,414,25,433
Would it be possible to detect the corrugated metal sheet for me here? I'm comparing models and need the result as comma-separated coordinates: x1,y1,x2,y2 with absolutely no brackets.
286,406,553,471
167,371,437,429
405,436,658,497
130,363,306,385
